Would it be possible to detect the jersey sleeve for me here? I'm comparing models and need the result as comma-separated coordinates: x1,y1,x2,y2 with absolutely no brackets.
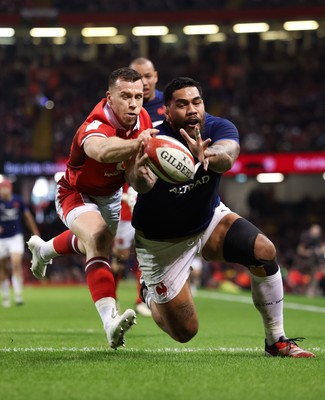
205,113,239,144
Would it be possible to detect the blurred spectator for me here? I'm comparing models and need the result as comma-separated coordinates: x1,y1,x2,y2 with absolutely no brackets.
0,177,40,306
296,224,325,296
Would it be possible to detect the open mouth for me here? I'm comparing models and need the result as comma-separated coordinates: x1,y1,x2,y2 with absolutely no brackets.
186,119,199,128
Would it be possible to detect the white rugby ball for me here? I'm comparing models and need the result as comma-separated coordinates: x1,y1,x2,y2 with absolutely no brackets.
144,135,195,183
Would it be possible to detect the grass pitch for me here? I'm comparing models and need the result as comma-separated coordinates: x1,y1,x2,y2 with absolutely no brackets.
0,280,324,400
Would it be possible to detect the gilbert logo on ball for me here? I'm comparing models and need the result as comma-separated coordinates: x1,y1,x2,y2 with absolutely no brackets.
144,135,195,183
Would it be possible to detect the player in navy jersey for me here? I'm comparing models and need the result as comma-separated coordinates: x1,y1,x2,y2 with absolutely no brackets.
129,58,165,127
0,178,40,307
130,77,315,358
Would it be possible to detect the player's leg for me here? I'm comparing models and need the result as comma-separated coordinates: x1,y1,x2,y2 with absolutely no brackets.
149,279,198,342
71,210,136,349
202,206,315,357
0,256,11,308
7,234,25,305
135,233,199,342
10,252,24,305
27,188,98,279
111,220,133,287
112,220,151,316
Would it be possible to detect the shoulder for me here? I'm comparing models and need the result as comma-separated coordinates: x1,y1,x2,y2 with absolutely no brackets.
205,113,239,142
155,89,164,101
205,113,237,130
139,108,153,127
156,120,171,135
77,100,115,141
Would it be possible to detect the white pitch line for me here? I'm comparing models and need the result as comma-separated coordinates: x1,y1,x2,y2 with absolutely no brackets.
0,346,323,353
196,291,325,313
0,328,97,333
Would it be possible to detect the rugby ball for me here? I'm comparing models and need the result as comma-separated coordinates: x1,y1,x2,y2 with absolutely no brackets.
144,135,195,183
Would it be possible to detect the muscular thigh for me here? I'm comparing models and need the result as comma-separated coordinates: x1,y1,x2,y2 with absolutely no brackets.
202,212,240,261
71,211,113,247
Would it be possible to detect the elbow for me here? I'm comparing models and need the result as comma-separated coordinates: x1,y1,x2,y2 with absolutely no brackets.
211,154,234,174
224,155,235,171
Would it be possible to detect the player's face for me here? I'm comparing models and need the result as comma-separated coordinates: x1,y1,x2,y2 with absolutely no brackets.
165,86,205,138
106,79,144,130
0,186,12,200
130,62,158,102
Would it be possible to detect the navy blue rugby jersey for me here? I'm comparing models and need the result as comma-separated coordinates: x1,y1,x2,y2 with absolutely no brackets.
0,194,28,238
144,90,165,127
132,113,239,240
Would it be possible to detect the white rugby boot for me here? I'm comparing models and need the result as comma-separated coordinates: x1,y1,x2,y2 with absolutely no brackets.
105,308,136,349
27,235,52,279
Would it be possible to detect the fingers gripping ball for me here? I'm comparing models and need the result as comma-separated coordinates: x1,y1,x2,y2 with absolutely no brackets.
144,135,195,184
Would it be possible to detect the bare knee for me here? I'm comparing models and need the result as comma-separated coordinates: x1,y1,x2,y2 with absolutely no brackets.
255,233,277,262
86,228,113,253
153,299,199,343
171,320,199,343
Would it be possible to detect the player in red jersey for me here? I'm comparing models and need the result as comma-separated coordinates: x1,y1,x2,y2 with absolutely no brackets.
111,58,165,317
27,67,158,349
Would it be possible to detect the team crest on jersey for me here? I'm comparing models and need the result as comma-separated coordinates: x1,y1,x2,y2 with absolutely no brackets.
86,119,102,131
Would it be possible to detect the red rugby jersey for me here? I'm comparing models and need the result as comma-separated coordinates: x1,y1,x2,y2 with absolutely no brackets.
60,99,152,196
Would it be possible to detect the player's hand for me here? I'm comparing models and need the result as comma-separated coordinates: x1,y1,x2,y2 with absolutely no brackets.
179,127,211,170
136,128,159,147
124,143,157,192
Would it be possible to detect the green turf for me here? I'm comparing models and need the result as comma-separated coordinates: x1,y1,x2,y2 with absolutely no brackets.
0,281,324,400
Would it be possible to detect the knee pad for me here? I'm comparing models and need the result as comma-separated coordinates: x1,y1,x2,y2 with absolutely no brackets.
223,218,278,275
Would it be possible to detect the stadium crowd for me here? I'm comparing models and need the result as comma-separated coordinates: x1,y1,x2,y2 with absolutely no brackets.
1,32,325,163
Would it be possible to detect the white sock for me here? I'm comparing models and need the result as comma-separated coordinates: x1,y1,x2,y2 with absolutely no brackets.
40,238,58,260
141,285,152,309
145,294,152,310
95,297,118,328
250,269,286,346
12,275,23,297
1,279,11,301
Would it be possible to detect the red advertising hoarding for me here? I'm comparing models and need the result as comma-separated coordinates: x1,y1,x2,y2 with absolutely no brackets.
226,152,325,176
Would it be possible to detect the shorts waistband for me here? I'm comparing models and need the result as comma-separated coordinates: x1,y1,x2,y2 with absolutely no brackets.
135,229,199,243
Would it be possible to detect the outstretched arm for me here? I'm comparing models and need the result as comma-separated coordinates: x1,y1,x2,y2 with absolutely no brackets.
84,128,158,163
180,128,239,173
124,143,158,193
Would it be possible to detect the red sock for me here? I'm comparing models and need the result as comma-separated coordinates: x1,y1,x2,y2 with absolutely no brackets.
53,230,82,255
135,264,143,305
85,257,116,302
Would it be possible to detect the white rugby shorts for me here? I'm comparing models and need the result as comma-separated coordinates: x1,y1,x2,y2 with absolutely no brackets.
114,220,135,250
135,201,231,303
55,185,122,236
0,234,25,259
